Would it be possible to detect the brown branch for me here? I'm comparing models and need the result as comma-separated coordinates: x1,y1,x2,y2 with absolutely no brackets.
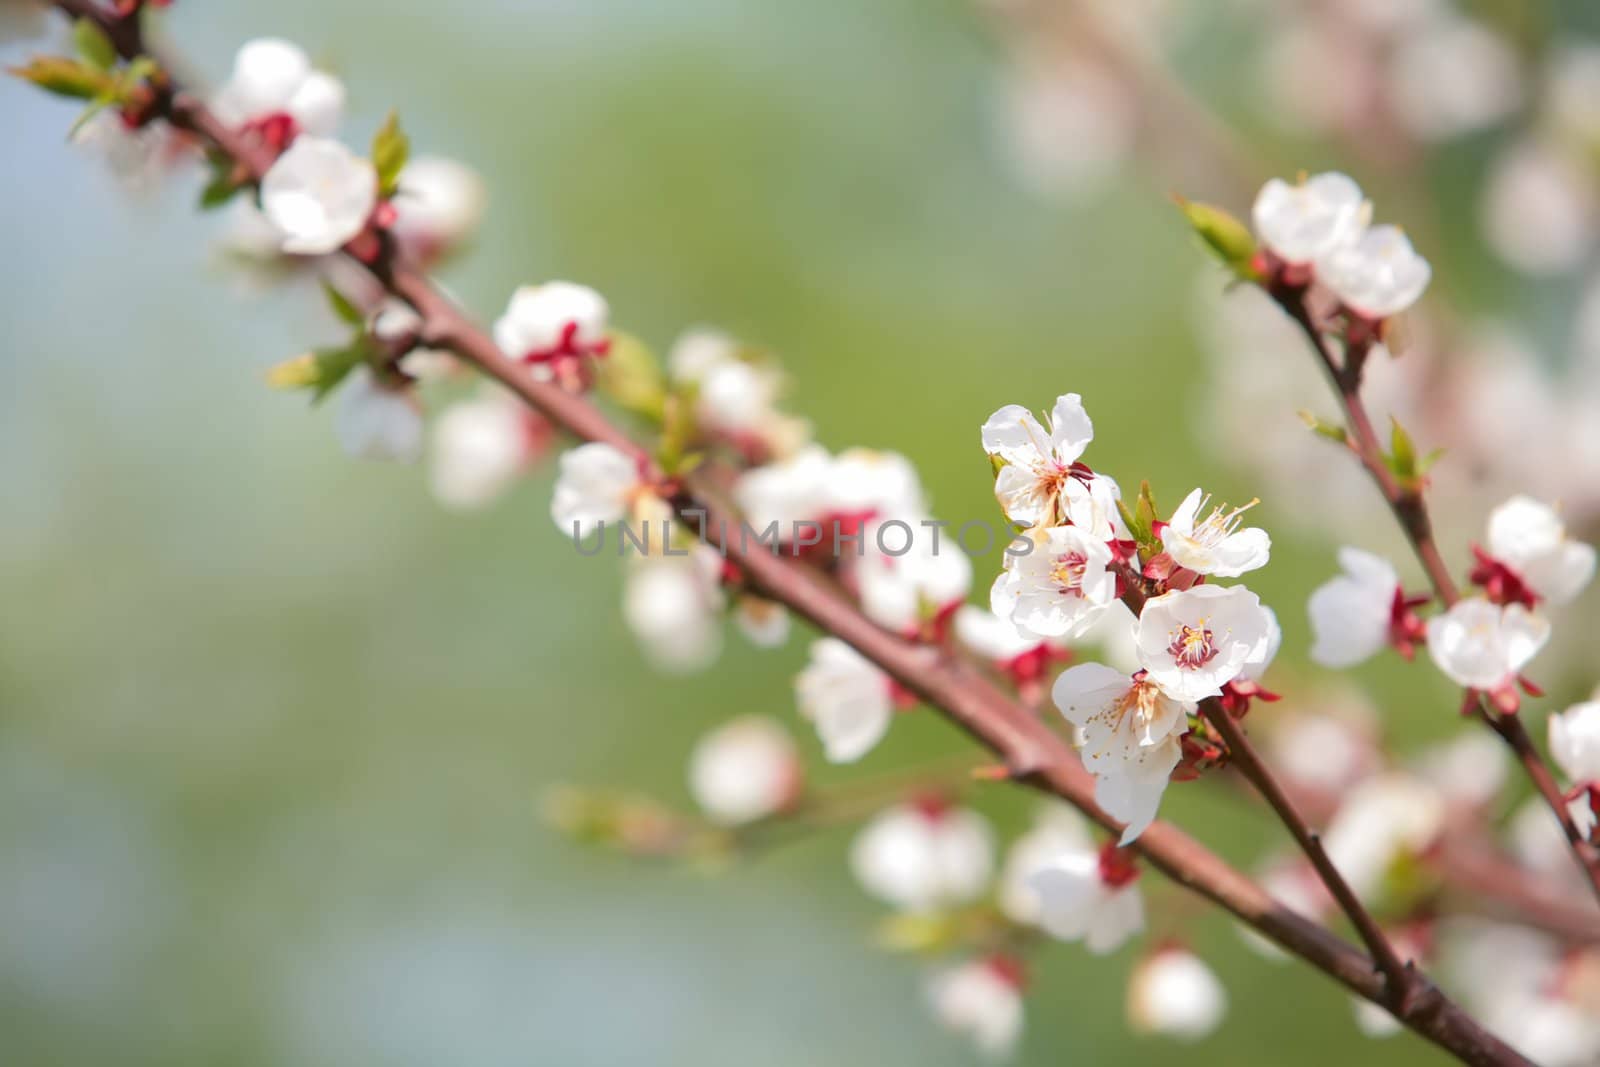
1269,281,1600,905
32,3,1534,1063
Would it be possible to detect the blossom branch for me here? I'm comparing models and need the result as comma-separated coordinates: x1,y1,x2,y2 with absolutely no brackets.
1269,279,1600,905
27,3,1535,1063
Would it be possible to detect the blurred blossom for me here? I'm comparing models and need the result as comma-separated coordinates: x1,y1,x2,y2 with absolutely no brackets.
429,386,544,510
390,156,487,264
1412,731,1508,812
688,716,801,825
996,61,1134,197
1127,946,1227,1041
849,799,995,914
1266,704,1379,798
998,804,1094,926
622,548,725,674
1322,774,1442,900
1480,140,1597,276
795,637,894,763
1258,16,1374,135
1386,16,1521,141
211,38,346,138
333,366,423,463
926,956,1026,1059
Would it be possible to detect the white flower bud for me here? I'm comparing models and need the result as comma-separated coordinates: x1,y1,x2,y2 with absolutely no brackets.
850,800,995,913
1316,224,1432,319
1128,947,1227,1041
212,38,345,136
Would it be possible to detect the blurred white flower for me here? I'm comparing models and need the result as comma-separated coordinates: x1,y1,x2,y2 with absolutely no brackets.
665,329,801,449
991,525,1116,639
1387,16,1521,141
1483,495,1596,606
1159,488,1270,577
1127,946,1227,1041
1480,140,1597,276
623,548,724,673
1413,732,1508,811
1308,547,1403,668
997,61,1134,197
259,137,376,255
826,448,927,525
1268,708,1378,797
493,282,611,379
212,38,344,138
1323,774,1443,899
998,805,1094,925
1134,585,1274,703
429,388,540,510
1550,701,1600,784
333,367,421,462
795,638,893,763
733,444,833,533
981,393,1096,527
688,716,801,825
1317,224,1432,319
1053,663,1189,843
850,800,995,913
550,442,642,539
926,957,1026,1060
1424,598,1549,695
857,530,972,636
1252,172,1367,265
390,156,486,262
1028,840,1144,954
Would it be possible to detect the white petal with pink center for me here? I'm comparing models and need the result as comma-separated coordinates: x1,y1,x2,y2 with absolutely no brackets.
1134,585,1274,703
1159,488,1270,577
550,442,641,539
850,802,995,913
1487,495,1597,605
1424,598,1550,691
1027,846,1144,955
1128,947,1228,1041
981,393,1095,527
688,716,800,825
997,525,1116,638
493,282,610,376
925,958,1025,1060
212,38,346,135
1252,172,1367,264
795,638,894,763
1308,547,1400,668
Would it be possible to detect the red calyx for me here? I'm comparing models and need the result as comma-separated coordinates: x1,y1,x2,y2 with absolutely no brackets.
1388,586,1430,660
984,953,1029,991
1564,784,1600,841
242,111,300,156
1219,678,1280,719
1468,545,1539,609
909,789,952,821
1173,731,1225,781
1097,840,1140,888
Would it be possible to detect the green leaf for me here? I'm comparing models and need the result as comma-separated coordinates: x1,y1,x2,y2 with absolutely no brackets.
370,110,410,199
266,342,369,403
1388,416,1417,480
321,283,367,328
1418,446,1446,476
594,329,667,421
73,18,118,72
197,152,246,210
1174,196,1261,282
8,56,114,100
1298,409,1349,444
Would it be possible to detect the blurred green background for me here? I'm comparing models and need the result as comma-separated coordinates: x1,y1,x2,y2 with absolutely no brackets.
4,1,1595,1064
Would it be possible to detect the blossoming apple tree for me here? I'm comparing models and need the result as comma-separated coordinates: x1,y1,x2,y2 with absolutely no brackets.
12,2,1600,1063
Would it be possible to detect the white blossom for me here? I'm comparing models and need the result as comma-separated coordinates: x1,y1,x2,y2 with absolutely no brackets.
733,444,833,533
1159,488,1270,577
998,805,1094,925
1053,664,1190,843
493,282,611,375
1424,598,1549,692
850,801,995,913
857,532,972,635
1550,701,1600,785
1480,140,1597,276
665,329,796,442
430,389,535,510
1252,172,1368,265
1324,774,1443,900
550,442,642,539
795,638,894,763
1134,585,1274,703
390,156,486,261
688,716,800,825
1128,947,1227,1041
212,37,345,136
1317,224,1432,319
622,548,724,673
981,394,1095,527
1414,732,1509,811
926,958,1025,1059
1485,495,1597,606
1027,842,1144,954
1308,547,1401,668
1387,17,1521,141
991,525,1116,639
333,367,422,462
827,448,927,524
259,137,376,255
